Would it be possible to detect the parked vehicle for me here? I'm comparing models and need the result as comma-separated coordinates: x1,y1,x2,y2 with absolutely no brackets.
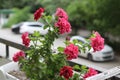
11,22,48,35
70,36,114,61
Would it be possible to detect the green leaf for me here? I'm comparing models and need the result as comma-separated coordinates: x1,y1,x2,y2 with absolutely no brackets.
81,65,87,70
57,47,64,53
78,41,83,45
71,73,80,80
46,15,52,22
33,31,40,37
73,39,79,44
73,65,80,70
43,25,49,30
64,41,71,46
85,39,90,43
79,65,88,74
90,33,96,38
88,45,91,51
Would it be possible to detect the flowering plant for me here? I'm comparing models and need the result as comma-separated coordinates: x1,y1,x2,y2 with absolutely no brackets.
13,7,104,80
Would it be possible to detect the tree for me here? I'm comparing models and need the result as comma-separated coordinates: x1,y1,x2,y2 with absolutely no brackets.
66,0,97,34
40,0,71,14
93,0,120,36
0,0,42,13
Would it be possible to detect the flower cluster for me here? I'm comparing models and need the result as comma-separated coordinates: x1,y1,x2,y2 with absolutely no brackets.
55,8,71,34
60,66,73,80
21,32,30,47
83,68,98,80
64,44,79,60
55,8,68,20
90,31,104,52
34,8,44,21
12,7,104,80
55,18,71,34
13,51,25,62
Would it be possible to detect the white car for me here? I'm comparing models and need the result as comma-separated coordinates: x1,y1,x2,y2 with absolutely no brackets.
11,22,48,35
70,36,114,61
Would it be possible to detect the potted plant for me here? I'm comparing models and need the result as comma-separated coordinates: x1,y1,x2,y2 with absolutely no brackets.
0,7,104,80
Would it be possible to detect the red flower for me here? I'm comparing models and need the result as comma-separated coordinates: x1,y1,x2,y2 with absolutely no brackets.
60,66,73,80
55,18,71,34
22,32,30,47
55,8,68,20
64,44,79,60
34,7,44,21
83,68,98,80
13,51,25,62
90,31,104,52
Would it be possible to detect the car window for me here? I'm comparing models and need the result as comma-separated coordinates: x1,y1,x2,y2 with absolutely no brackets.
17,23,23,27
72,39,85,43
28,25,43,27
77,39,85,43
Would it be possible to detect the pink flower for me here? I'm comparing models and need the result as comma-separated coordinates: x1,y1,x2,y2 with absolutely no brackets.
34,7,44,21
64,44,79,60
83,68,98,80
22,32,30,47
60,66,73,80
90,31,104,52
13,51,25,62
55,18,71,34
55,8,68,20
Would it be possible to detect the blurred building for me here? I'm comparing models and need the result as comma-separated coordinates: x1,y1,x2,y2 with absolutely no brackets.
0,9,13,28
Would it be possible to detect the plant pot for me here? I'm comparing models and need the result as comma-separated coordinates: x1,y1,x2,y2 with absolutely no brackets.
1,62,81,80
0,62,20,80
2,61,114,80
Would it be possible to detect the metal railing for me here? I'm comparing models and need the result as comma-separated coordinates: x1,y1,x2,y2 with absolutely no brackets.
0,37,28,58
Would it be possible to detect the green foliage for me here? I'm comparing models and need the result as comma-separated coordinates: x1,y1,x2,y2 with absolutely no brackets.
65,0,97,34
70,38,91,53
67,0,120,36
40,0,71,14
93,0,120,36
57,47,64,53
66,0,120,36
3,7,30,28
70,73,80,80
73,65,88,74
73,65,88,80
0,0,42,10
73,65,81,71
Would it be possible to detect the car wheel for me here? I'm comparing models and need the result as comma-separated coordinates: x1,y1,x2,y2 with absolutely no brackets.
12,27,20,34
88,54,93,61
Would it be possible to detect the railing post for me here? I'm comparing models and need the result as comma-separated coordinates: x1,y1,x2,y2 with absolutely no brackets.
6,45,9,58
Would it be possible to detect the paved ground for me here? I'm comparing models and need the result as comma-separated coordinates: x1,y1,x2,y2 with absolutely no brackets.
0,57,11,66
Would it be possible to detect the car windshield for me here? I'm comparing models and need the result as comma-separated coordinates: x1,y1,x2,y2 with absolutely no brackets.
17,23,23,27
76,39,85,43
75,38,89,44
